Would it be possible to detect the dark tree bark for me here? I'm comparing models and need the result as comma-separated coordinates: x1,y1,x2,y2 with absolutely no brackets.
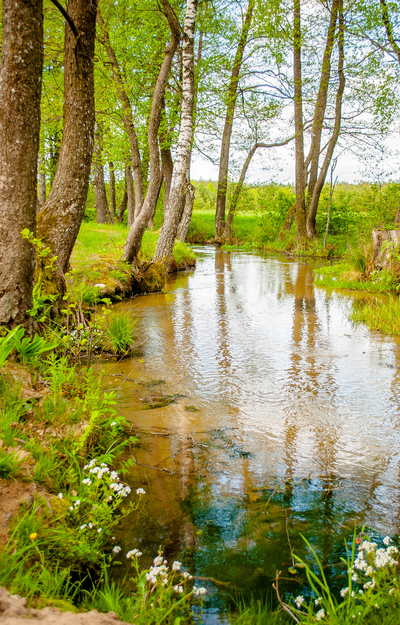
278,203,296,238
126,163,135,227
161,144,174,212
39,171,47,208
154,0,197,265
123,0,180,264
93,123,111,224
293,0,307,242
96,10,144,217
0,0,43,328
303,0,339,219
37,0,98,281
306,0,345,238
109,161,116,218
117,176,128,223
49,130,61,184
215,0,255,241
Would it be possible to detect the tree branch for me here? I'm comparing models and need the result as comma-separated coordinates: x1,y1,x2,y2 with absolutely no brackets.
49,0,79,38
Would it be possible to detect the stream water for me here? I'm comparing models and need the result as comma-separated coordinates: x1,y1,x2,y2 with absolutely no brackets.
101,247,400,620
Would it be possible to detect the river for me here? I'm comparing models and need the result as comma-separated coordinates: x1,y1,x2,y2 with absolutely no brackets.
100,247,400,619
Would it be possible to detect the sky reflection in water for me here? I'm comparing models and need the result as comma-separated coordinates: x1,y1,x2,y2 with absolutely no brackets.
103,247,400,612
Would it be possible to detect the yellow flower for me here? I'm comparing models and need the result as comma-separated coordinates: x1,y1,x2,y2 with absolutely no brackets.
29,532,37,540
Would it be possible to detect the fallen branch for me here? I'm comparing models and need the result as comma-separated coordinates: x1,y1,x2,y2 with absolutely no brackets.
131,455,175,474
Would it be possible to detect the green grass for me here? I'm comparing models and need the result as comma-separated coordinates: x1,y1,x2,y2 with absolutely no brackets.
187,210,260,245
69,223,196,299
351,297,400,335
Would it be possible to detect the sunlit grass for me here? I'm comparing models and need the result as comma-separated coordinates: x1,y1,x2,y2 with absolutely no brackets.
351,297,400,335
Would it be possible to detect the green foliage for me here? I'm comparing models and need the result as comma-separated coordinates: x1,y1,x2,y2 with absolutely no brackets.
102,311,138,355
351,296,400,335
0,447,24,479
13,331,58,365
0,326,25,368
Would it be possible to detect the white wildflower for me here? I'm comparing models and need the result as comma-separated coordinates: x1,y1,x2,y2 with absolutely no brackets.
79,524,87,531
110,471,119,480
69,506,74,511
316,609,325,621
383,536,392,546
366,566,374,577
182,572,193,580
112,546,122,554
136,488,146,495
82,478,92,486
389,588,394,595
126,549,142,559
340,587,348,598
110,421,117,426
57,493,63,500
351,573,359,582
74,500,80,507
153,555,163,566
173,585,183,593
195,587,207,596
88,523,93,529
295,595,305,609
97,528,102,533
172,561,182,571
315,597,322,606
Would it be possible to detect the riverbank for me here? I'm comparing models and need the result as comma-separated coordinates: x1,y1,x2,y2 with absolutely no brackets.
0,329,200,622
3,246,400,623
69,224,196,302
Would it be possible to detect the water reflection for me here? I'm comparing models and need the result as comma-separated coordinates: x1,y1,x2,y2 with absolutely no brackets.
102,247,400,613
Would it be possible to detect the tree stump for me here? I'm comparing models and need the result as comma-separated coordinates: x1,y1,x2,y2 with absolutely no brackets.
372,229,400,270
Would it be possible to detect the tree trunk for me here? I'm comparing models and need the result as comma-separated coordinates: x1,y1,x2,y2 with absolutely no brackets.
123,0,180,265
39,170,47,208
293,0,307,242
126,163,135,227
117,177,128,223
148,171,164,231
96,10,144,218
215,0,255,241
161,144,174,212
0,0,43,328
224,144,257,240
153,0,197,265
37,0,97,281
303,0,339,219
93,123,111,224
306,0,345,238
278,203,296,239
109,161,116,218
177,175,195,241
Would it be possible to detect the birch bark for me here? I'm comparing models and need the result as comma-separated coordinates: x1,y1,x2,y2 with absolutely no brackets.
153,0,197,265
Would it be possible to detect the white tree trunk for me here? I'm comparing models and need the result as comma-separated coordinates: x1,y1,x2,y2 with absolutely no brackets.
153,0,197,265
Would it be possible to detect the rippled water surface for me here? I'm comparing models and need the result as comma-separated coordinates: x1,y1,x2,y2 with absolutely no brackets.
102,247,400,616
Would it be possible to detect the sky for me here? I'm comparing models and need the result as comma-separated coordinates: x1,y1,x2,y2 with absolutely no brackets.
191,127,400,186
